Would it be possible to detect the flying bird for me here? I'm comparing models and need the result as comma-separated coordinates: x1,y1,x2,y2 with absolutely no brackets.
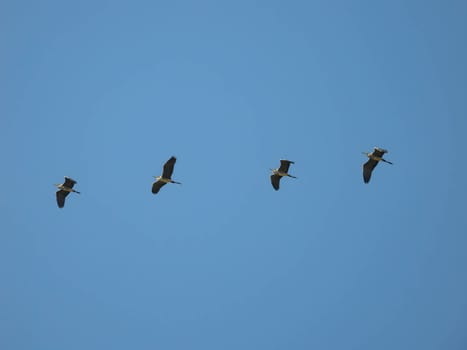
152,156,182,194
270,159,297,190
362,147,393,183
55,176,80,208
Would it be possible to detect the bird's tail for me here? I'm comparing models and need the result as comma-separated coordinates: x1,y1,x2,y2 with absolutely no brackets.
172,181,182,185
288,174,297,179
74,190,81,194
382,159,393,165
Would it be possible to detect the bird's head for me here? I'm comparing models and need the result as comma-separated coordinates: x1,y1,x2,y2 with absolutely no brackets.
270,168,280,175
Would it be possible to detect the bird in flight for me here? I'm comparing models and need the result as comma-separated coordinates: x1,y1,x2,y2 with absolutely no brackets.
152,156,182,194
270,159,297,190
55,176,80,208
362,147,393,183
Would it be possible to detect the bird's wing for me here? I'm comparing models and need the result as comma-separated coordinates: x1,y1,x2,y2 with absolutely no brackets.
363,159,378,183
270,174,281,190
162,157,176,179
63,177,77,188
56,190,69,208
152,180,167,194
278,160,294,173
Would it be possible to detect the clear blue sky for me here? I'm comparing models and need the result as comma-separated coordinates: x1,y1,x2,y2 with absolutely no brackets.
2,1,467,349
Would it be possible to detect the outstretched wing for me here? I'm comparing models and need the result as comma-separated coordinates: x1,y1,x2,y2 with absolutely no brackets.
278,160,294,173
162,157,177,179
363,159,378,183
270,174,281,190
152,180,167,194
63,177,77,188
56,190,69,208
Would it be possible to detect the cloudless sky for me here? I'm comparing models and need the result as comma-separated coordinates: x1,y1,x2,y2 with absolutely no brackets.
2,1,467,349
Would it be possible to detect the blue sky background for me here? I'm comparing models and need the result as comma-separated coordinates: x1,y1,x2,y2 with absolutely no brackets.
2,1,467,349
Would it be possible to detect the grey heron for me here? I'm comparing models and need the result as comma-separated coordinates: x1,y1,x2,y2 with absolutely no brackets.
152,156,181,194
55,176,80,208
362,147,393,183
270,159,297,190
